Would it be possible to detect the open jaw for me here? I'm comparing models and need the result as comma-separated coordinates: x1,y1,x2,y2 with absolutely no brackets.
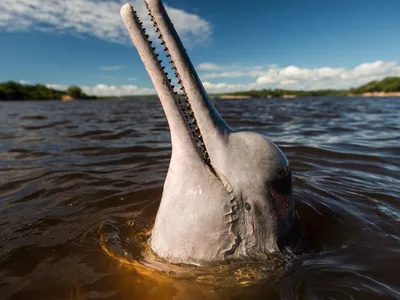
120,0,230,173
121,0,298,266
120,1,241,264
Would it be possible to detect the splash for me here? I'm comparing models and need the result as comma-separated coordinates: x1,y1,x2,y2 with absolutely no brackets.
98,216,289,288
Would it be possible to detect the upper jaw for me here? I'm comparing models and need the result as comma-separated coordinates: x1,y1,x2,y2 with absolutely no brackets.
120,1,231,169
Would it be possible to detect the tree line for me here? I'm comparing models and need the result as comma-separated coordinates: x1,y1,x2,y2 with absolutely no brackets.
0,81,96,100
226,77,400,98
1,77,400,100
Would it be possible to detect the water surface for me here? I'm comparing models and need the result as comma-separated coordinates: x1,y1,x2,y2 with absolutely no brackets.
0,97,399,299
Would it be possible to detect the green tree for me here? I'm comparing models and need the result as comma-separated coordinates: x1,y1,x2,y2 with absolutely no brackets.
66,85,83,99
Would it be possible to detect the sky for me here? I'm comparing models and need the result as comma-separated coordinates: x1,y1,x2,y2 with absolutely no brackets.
1,0,400,96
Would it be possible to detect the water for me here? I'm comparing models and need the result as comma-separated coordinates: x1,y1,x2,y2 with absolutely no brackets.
0,97,399,299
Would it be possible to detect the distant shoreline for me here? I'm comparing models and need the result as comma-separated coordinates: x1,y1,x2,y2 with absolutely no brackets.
214,92,400,100
1,77,400,101
359,92,400,97
218,77,400,99
214,94,298,100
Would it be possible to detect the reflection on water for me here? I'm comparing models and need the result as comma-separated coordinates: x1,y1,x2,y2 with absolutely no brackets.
0,97,399,299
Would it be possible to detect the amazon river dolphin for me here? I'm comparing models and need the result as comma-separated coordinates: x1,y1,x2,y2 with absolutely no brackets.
121,0,299,266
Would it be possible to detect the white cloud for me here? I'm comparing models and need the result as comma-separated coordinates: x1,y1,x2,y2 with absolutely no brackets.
100,65,124,71
201,70,265,79
352,60,397,77
45,84,69,91
255,60,400,89
19,80,34,85
198,63,226,71
82,84,154,96
163,6,211,45
45,83,154,97
22,60,400,96
202,81,258,94
0,0,211,45
198,60,400,93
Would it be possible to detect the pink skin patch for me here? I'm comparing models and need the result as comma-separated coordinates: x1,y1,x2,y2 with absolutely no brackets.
270,189,290,220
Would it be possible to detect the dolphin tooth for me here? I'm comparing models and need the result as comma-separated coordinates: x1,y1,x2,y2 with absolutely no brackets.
131,1,209,167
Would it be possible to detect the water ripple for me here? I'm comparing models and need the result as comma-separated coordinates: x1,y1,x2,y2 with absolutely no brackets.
0,97,399,299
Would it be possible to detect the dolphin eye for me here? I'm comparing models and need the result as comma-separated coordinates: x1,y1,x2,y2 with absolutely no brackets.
269,166,292,220
270,166,292,195
245,202,251,211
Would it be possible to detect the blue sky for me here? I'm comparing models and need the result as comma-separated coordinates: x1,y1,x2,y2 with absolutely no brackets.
1,0,400,95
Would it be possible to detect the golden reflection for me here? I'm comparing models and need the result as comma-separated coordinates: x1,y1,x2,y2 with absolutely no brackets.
96,219,287,300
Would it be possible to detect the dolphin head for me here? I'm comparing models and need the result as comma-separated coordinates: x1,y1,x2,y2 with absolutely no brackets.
121,0,299,266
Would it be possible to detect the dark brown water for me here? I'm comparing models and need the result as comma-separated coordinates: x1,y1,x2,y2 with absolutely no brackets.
0,97,399,300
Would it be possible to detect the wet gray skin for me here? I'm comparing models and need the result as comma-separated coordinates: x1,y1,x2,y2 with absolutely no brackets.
121,0,299,266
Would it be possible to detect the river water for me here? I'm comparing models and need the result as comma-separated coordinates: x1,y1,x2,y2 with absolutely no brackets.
0,97,399,300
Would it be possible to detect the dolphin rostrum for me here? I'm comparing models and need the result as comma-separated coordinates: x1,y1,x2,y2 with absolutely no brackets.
120,0,299,266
